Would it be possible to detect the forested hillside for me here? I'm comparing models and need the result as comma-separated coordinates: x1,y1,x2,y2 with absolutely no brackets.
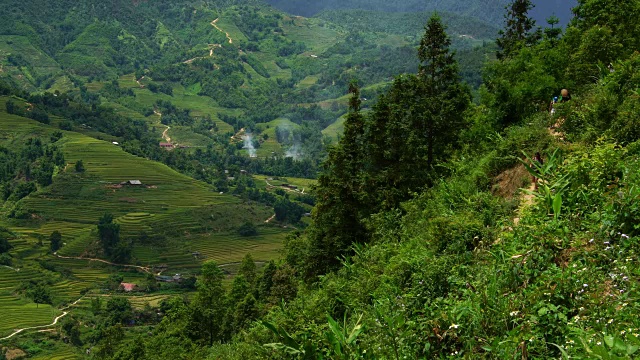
4,0,639,359
265,0,577,25
0,0,498,167
78,0,640,358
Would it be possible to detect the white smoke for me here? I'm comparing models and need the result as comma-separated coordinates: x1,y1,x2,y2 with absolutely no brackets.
285,144,302,159
242,133,257,158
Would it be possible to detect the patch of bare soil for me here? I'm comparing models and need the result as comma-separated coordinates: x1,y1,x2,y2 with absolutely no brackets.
5,348,27,360
492,164,530,199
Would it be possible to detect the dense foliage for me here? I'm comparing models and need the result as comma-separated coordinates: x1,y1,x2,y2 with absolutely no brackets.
4,0,640,359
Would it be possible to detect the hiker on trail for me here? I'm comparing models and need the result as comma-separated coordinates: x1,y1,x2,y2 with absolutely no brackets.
532,152,543,190
560,89,571,102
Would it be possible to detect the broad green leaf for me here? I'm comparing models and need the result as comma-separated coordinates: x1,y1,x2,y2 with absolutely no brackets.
604,335,615,348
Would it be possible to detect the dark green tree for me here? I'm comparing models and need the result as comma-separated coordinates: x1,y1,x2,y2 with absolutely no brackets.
365,15,470,210
75,160,85,172
239,253,257,285
26,283,52,308
190,260,227,345
0,228,12,254
49,230,62,252
60,317,83,346
302,82,368,279
417,14,471,168
106,297,133,325
257,260,277,301
544,16,562,42
97,213,120,257
496,0,540,59
232,294,259,330
238,222,258,237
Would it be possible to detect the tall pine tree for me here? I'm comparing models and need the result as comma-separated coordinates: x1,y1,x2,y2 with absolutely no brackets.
303,82,368,279
365,14,470,210
496,0,540,59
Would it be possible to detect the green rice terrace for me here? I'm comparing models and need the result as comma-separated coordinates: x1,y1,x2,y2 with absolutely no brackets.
0,96,292,342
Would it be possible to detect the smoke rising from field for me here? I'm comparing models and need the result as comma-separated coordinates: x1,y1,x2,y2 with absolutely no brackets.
242,133,257,158
285,144,302,159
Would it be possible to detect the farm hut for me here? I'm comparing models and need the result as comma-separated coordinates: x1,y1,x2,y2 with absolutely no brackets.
121,180,143,186
120,282,138,292
155,275,174,282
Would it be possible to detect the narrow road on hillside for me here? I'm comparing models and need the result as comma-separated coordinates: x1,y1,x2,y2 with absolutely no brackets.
162,125,171,143
513,119,564,226
212,18,233,44
265,180,299,194
264,214,276,223
53,252,152,274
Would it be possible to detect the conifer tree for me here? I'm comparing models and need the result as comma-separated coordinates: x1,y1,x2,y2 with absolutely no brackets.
417,14,470,168
497,0,540,59
303,82,368,279
191,261,227,345
364,14,469,210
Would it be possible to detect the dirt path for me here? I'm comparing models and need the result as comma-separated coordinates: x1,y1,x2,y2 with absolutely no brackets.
1,265,19,272
212,18,233,44
53,252,152,274
264,214,276,223
513,182,536,226
136,76,145,88
0,295,86,341
218,261,266,269
265,180,299,194
162,125,171,143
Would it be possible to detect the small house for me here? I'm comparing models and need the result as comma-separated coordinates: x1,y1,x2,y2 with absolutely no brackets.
121,180,143,186
155,275,173,282
120,282,138,292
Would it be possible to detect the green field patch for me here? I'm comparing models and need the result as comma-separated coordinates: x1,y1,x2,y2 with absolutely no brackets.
281,17,343,54
298,75,319,88
321,114,346,140
0,35,61,81
253,118,301,158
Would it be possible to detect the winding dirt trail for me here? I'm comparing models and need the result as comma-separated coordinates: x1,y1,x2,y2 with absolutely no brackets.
53,252,152,274
162,125,171,143
212,18,233,44
153,110,171,143
264,214,276,223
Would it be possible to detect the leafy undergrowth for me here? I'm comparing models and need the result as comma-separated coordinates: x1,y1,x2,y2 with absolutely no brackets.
207,138,640,359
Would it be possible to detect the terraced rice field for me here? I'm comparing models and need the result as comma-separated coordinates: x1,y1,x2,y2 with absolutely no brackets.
0,267,61,338
0,99,290,338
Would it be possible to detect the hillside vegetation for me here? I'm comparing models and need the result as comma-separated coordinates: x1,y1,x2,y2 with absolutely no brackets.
0,0,498,165
5,0,640,359
44,0,638,358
